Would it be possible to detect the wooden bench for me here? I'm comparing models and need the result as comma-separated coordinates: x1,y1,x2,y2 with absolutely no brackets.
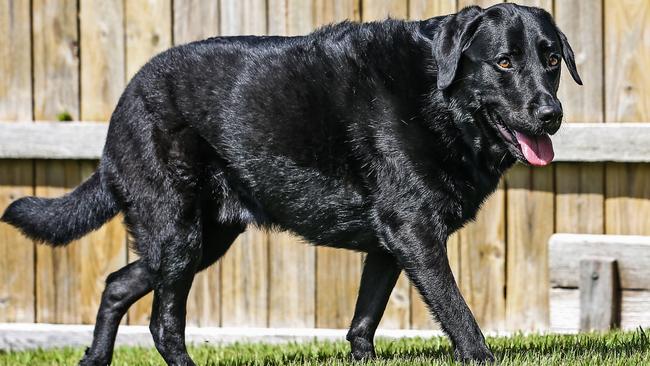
549,234,650,333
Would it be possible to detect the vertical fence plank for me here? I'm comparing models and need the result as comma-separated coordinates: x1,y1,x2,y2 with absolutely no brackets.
126,0,172,80
502,0,554,333
555,0,604,235
173,0,220,45
0,161,33,323
408,1,461,331
459,183,506,330
458,0,502,9
604,0,650,237
33,0,80,122
406,1,459,330
78,0,127,324
0,0,34,323
32,0,80,324
124,0,172,326
313,0,361,25
0,0,32,121
409,0,456,18
312,0,364,330
361,0,407,20
220,0,267,36
505,166,554,331
512,0,552,10
173,0,222,327
264,1,319,329
35,162,83,323
218,0,269,327
355,0,412,331
451,0,508,333
265,0,317,328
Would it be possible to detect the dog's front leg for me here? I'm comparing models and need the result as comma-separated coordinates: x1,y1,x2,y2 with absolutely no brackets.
347,251,401,360
377,214,494,364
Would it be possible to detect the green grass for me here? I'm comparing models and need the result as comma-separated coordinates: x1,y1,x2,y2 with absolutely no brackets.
2,330,649,365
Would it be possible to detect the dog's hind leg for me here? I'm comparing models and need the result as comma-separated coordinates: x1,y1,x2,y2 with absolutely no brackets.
147,216,245,365
346,251,401,360
79,260,155,365
79,221,244,366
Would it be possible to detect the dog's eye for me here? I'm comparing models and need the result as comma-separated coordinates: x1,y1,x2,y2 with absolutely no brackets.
549,55,560,67
497,57,512,69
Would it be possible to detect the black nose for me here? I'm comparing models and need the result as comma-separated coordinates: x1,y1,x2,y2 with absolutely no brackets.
536,104,563,134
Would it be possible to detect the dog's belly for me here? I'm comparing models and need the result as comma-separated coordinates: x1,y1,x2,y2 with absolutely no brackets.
210,155,378,251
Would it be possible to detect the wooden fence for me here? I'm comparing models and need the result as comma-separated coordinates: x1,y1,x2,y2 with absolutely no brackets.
0,0,648,332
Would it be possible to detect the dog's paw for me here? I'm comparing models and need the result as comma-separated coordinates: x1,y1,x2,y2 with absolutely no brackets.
349,337,376,361
453,346,495,364
78,354,110,366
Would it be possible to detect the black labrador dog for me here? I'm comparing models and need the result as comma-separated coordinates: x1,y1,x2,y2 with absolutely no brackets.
2,3,581,364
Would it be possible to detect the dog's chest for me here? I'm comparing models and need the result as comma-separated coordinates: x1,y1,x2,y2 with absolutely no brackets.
441,168,503,234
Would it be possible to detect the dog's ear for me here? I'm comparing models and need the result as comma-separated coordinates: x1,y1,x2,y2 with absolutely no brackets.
433,6,484,90
555,27,583,85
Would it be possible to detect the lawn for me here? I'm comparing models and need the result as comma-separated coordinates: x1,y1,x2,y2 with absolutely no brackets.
1,329,649,365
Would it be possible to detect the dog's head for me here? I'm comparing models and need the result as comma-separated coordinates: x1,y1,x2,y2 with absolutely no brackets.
431,4,582,166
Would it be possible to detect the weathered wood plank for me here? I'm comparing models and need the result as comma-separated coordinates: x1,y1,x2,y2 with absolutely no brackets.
357,0,412,330
0,160,34,322
579,258,620,331
172,0,222,327
457,0,507,337
408,0,456,18
549,233,650,290
555,0,603,123
506,165,554,331
0,122,106,160
80,0,126,121
125,0,172,80
35,161,83,323
32,0,83,324
459,182,506,331
315,246,362,328
33,0,80,121
555,162,604,234
220,0,267,36
11,122,642,161
313,0,360,26
605,163,650,235
269,0,364,330
550,288,650,333
220,230,269,327
0,0,32,121
173,0,220,45
79,0,127,324
361,0,407,20
604,0,650,239
554,0,605,245
0,0,33,323
217,0,270,328
2,122,650,162
511,0,551,11
503,0,554,334
458,0,503,9
542,123,650,162
268,232,315,328
124,0,174,326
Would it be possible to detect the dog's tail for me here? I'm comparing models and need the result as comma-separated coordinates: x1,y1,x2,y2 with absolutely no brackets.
1,170,119,246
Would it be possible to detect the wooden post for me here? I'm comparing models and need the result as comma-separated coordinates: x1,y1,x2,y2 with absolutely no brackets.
579,258,620,331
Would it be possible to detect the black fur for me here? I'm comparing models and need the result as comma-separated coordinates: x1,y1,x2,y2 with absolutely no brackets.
1,171,118,246
2,3,580,364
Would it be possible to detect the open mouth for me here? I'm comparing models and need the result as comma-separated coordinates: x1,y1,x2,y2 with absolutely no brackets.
492,114,555,166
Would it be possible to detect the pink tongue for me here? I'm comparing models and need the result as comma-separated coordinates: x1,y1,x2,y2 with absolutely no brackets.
514,131,554,166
